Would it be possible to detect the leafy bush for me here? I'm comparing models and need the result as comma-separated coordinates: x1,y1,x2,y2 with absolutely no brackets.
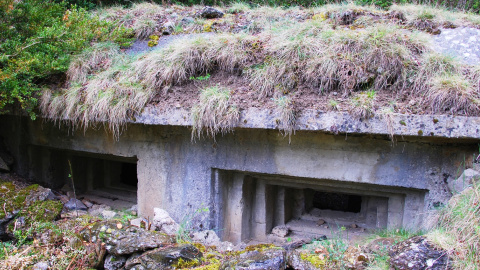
0,0,133,119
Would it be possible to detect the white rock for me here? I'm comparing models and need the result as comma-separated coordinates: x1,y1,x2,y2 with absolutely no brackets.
152,208,180,235
89,204,112,216
32,262,48,270
191,230,221,246
130,217,146,228
102,210,118,219
217,241,234,252
272,225,290,238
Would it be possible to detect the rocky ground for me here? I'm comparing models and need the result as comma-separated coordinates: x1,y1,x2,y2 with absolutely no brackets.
0,170,459,270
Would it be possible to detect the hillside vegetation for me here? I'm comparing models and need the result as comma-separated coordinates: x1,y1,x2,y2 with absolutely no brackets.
37,1,480,138
2,1,480,138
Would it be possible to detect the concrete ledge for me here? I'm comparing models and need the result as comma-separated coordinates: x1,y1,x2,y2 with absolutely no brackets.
136,106,480,139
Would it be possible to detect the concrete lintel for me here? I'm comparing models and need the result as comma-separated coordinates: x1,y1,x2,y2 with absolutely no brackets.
135,107,480,139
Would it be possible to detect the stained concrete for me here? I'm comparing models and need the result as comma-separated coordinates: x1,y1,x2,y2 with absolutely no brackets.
0,112,477,243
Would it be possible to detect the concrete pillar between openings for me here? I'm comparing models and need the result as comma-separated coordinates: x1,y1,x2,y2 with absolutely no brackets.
304,189,314,213
241,176,255,242
292,189,305,219
365,197,378,228
274,187,286,226
376,197,389,228
224,173,245,244
265,185,275,235
387,194,405,229
252,180,267,240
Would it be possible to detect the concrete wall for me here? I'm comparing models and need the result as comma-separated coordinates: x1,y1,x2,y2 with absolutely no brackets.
0,115,476,240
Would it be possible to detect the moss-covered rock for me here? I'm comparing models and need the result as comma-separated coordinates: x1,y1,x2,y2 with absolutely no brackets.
80,220,175,256
221,247,286,270
125,244,203,269
285,249,325,269
22,200,63,224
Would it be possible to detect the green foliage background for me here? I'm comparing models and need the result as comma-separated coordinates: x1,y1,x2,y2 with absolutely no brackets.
0,0,132,118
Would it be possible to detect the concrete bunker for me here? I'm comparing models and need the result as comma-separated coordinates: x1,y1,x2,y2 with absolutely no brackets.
214,169,426,244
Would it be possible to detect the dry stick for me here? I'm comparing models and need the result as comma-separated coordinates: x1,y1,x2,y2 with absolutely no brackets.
66,254,78,270
67,160,78,218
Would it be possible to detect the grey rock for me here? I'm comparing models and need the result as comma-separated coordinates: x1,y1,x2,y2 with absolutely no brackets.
26,186,55,205
0,212,17,241
32,261,49,270
389,236,452,270
272,225,290,238
125,244,203,270
64,198,87,211
222,248,286,270
80,220,174,256
0,156,9,171
82,199,93,208
448,168,480,194
181,17,195,25
336,10,357,25
162,21,175,35
104,254,127,270
152,208,179,235
200,6,224,19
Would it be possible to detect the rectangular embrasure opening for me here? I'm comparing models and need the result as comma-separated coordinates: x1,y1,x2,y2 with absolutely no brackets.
214,170,420,244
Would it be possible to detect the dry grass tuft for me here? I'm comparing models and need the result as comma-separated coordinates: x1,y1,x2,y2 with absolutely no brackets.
415,53,480,115
41,55,154,138
249,21,429,99
191,86,239,140
350,90,377,119
428,179,480,269
135,34,256,91
67,42,121,84
274,95,296,141
426,74,480,115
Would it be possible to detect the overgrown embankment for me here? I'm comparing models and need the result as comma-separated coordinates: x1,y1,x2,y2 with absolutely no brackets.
35,2,480,139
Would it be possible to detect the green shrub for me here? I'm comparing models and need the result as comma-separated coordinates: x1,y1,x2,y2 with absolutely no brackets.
0,0,133,119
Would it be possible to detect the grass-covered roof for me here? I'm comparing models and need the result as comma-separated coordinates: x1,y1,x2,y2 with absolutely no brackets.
37,2,480,138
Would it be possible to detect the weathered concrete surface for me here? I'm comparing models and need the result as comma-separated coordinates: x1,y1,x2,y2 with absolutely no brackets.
0,113,477,242
137,107,480,140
